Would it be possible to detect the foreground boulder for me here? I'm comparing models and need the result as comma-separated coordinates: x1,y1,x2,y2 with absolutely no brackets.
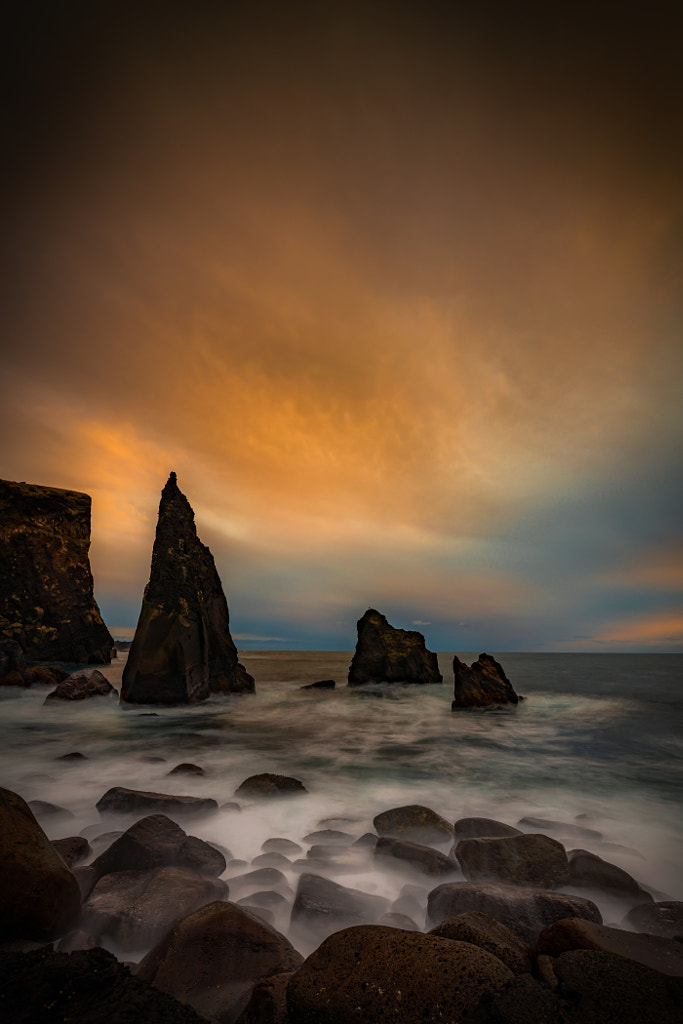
44,668,117,702
287,924,513,1024
96,786,218,819
537,917,683,977
0,478,113,663
429,911,533,974
137,900,303,1024
452,653,519,708
121,472,254,705
347,609,442,685
290,873,389,947
373,804,454,845
455,833,569,888
91,813,226,878
235,774,308,798
0,787,81,941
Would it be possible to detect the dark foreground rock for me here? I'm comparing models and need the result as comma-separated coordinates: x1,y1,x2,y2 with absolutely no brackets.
44,668,117,702
96,786,218,819
137,900,303,1024
455,833,569,888
287,924,513,1024
235,774,307,798
429,911,533,974
0,946,212,1024
452,653,519,707
120,472,254,705
52,836,92,868
373,803,455,845
347,608,442,685
0,787,81,942
91,814,226,878
235,970,294,1024
537,916,683,977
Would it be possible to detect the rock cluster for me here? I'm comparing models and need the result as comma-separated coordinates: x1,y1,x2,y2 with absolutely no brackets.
348,609,442,686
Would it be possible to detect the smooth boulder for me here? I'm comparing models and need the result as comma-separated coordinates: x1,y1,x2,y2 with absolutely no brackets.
290,873,389,945
567,848,651,901
235,774,307,798
91,813,226,878
455,832,569,888
373,804,454,845
429,911,533,974
347,608,442,686
96,786,218,818
537,917,683,977
452,653,519,708
44,668,116,702
375,836,457,876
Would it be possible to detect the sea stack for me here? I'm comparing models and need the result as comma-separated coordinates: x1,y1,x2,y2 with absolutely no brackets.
451,653,519,708
348,608,442,686
120,473,254,704
0,479,113,664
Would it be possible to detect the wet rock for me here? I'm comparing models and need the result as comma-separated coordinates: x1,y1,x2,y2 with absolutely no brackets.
229,868,290,893
263,837,302,855
303,828,354,845
537,917,683,976
429,911,533,974
300,679,335,689
377,912,420,930
0,946,213,1024
354,832,380,849
28,799,75,818
347,608,443,686
287,924,513,1024
453,817,522,841
96,786,218,819
121,472,254,705
373,803,455,845
518,815,603,842
52,836,92,868
168,762,205,776
290,873,390,945
235,970,294,1024
137,900,303,1024
44,668,117,702
375,836,457,876
237,891,289,909
427,881,602,945
252,852,292,868
0,787,82,942
452,653,519,708
0,478,113,663
56,750,87,760
455,833,569,888
624,900,683,939
91,813,226,878
82,864,228,951
235,773,307,798
567,848,652,901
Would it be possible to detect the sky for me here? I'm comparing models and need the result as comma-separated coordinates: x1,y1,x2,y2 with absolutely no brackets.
1,1,682,651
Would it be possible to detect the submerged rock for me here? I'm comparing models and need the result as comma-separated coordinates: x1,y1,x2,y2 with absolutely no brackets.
0,479,113,663
121,472,254,705
452,653,519,708
96,786,218,819
347,608,442,686
453,817,522,842
374,837,457,876
235,774,307,799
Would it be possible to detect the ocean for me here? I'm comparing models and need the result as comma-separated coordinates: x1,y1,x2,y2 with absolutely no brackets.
1,651,681,955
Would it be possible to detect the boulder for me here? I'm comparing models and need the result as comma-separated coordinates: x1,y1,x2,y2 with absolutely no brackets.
624,900,683,939
373,804,455,845
302,829,354,845
452,653,519,708
391,883,427,921
96,786,218,819
465,972,568,1024
91,813,226,878
518,815,603,842
0,787,81,941
537,917,683,977
120,472,254,705
229,868,290,893
235,773,307,798
429,911,533,974
137,900,303,1024
28,799,74,819
453,817,522,841
300,679,335,689
427,881,602,945
262,838,303,856
567,848,652,901
252,852,292,868
286,924,513,1024
378,912,421,930
347,608,442,686
374,836,457,876
51,836,92,868
455,833,569,888
235,971,294,1024
168,762,205,776
44,668,117,702
82,865,228,951
290,873,389,945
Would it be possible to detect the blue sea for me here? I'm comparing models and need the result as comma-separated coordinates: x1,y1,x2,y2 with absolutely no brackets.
1,651,681,954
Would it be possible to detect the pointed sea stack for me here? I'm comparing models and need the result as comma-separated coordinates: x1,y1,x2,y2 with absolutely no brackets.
348,608,442,686
452,653,519,708
0,479,113,664
120,473,254,704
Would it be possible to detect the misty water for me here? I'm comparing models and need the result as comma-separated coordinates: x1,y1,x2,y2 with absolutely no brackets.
1,651,682,957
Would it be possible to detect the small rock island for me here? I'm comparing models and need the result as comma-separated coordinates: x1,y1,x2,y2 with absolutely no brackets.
452,653,519,708
348,608,443,686
120,473,254,704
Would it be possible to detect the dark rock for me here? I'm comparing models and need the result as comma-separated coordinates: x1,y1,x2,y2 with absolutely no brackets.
0,640,26,684
316,816,360,829
455,833,569,888
537,917,683,976
73,865,98,900
0,786,81,941
28,799,75,818
347,608,442,686
235,774,307,798
429,911,533,974
235,970,294,1024
375,836,457,876
96,786,218,819
427,881,602,945
91,813,226,878
553,948,683,1023
52,836,92,868
137,900,303,1024
464,972,568,1024
56,928,101,952
168,762,205,776
24,666,62,686
286,924,513,1024
518,816,603,842
252,852,292,868
452,653,519,708
454,817,522,841
221,801,242,812
373,803,454,845
377,912,420,930
302,829,354,845
0,479,113,663
300,679,335,689
44,668,117,702
354,832,380,849
262,837,303,855
624,901,683,938
391,883,427,920
237,890,289,909
120,472,254,704
566,848,651,901
0,946,215,1024
229,868,290,892
56,751,88,760
290,873,390,945
82,865,228,951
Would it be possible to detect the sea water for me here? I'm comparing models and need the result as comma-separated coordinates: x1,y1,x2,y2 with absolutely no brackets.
1,651,681,953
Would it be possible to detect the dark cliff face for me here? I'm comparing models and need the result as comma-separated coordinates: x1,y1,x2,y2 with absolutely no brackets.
0,479,113,663
121,472,255,704
452,653,519,708
348,608,443,686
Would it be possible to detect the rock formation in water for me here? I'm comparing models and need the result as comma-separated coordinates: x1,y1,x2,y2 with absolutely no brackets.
120,472,254,704
347,608,443,686
0,479,113,665
452,653,519,708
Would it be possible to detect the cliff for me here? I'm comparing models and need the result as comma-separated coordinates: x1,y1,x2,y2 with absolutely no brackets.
120,473,254,704
0,479,113,663
348,608,443,686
